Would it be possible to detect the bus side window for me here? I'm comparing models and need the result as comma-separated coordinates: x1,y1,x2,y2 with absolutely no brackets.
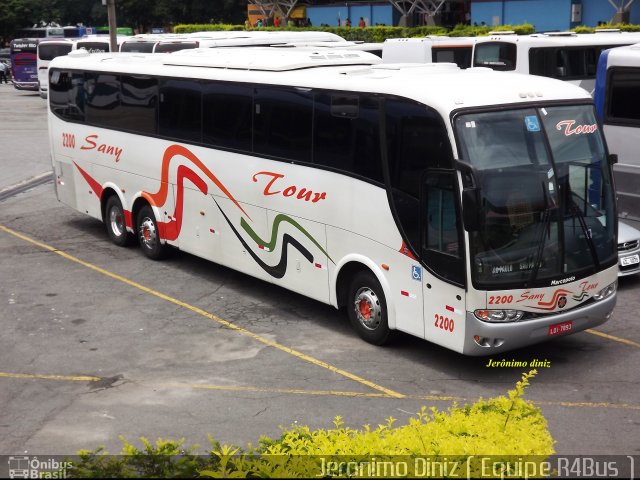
120,75,157,135
422,171,464,286
84,73,121,128
385,98,453,252
202,82,253,152
607,67,640,124
49,70,84,122
159,78,202,143
254,87,312,163
313,94,383,183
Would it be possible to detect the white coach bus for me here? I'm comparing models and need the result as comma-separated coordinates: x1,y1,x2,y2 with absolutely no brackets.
48,47,619,355
472,30,640,94
594,42,640,223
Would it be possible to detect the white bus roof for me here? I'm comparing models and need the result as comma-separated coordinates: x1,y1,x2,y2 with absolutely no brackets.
55,47,592,117
601,42,640,67
476,31,640,47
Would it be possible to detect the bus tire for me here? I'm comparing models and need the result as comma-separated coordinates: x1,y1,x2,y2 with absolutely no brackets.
105,195,132,247
136,204,169,260
347,271,393,345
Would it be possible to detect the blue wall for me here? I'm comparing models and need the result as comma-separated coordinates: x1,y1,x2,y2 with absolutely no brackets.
471,0,571,32
307,3,394,27
471,0,640,31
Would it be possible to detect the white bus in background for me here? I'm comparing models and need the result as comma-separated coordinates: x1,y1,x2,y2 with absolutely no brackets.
48,46,619,355
75,34,131,53
272,40,383,57
472,30,640,93
120,30,349,53
382,36,475,68
37,38,75,98
594,42,640,224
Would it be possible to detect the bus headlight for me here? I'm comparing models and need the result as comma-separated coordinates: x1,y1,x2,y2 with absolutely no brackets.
593,281,617,301
474,309,525,323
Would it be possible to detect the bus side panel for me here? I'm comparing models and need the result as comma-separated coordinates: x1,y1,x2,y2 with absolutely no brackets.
265,210,330,304
327,226,424,338
422,273,466,353
177,187,225,262
213,196,271,282
606,124,640,221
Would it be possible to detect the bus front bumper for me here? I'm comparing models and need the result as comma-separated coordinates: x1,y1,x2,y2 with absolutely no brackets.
461,294,616,356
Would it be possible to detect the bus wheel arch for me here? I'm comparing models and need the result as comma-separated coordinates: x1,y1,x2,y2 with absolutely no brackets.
335,260,396,345
131,198,170,260
101,188,133,247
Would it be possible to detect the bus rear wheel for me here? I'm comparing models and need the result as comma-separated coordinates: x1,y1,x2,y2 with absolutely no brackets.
347,271,393,345
105,195,132,247
136,204,169,260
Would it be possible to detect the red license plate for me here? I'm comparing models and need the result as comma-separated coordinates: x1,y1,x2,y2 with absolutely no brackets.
548,320,573,336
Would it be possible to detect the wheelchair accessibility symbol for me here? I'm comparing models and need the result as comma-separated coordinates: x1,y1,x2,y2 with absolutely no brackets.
412,265,422,281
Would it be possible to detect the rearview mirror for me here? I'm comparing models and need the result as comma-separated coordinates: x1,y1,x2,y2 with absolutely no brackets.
456,160,481,232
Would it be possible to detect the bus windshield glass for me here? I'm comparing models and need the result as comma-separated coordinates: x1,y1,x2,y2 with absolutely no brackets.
473,41,517,70
38,43,73,61
455,105,617,288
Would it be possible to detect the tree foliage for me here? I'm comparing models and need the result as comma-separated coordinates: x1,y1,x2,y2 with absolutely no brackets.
0,0,247,41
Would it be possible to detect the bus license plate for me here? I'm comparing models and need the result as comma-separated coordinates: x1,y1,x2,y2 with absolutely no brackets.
548,320,573,337
621,254,639,266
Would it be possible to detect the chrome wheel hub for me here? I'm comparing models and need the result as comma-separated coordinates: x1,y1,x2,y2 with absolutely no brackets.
109,207,125,237
139,217,157,249
353,287,382,331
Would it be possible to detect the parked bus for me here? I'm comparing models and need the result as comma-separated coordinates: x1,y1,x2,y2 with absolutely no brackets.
382,36,475,68
16,26,64,38
75,35,130,53
594,42,640,225
9,38,39,90
48,47,619,355
120,31,349,53
472,30,640,94
37,38,76,98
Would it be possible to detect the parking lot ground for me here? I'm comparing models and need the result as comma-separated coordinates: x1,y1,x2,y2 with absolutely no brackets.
1,182,639,456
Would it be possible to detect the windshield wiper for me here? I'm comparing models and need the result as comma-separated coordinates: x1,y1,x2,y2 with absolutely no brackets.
568,198,601,270
528,178,557,285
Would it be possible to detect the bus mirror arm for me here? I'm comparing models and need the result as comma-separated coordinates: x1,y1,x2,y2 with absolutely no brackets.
608,153,618,165
455,160,481,232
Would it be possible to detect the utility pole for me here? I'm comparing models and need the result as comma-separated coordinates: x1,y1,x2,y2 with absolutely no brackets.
102,0,118,52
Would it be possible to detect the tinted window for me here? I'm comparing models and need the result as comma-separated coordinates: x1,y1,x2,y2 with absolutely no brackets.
606,67,640,125
76,41,110,53
531,46,611,79
120,41,156,53
313,93,383,183
49,70,84,121
202,82,252,151
154,42,198,53
385,99,452,250
254,87,312,162
85,72,121,128
159,78,201,142
433,47,472,68
120,75,157,134
38,43,72,60
473,42,517,71
422,171,464,285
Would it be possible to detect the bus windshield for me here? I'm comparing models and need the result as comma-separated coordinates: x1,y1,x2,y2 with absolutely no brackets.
10,39,39,90
38,42,73,61
455,104,617,288
473,41,517,70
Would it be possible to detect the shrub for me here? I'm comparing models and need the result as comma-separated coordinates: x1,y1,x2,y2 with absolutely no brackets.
67,371,553,478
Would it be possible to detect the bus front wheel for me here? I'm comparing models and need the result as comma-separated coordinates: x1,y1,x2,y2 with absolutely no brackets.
136,204,169,260
347,271,393,345
105,195,132,247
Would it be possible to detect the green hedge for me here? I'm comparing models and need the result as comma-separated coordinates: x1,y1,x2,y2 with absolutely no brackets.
67,371,554,478
172,23,537,41
173,22,640,41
